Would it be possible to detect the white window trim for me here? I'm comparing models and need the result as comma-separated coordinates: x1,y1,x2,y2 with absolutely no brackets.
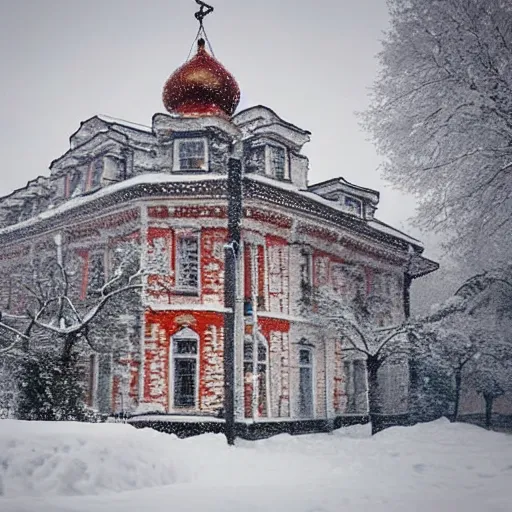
173,138,209,172
244,332,271,420
265,144,289,180
168,327,200,411
297,346,316,419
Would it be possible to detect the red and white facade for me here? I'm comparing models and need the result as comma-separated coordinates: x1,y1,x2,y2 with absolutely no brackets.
0,40,437,429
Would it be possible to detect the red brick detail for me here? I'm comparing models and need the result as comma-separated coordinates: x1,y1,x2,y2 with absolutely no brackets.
297,223,339,243
108,230,140,246
173,206,227,218
143,310,225,412
257,245,265,304
258,317,290,340
148,206,170,218
244,208,293,228
243,244,252,300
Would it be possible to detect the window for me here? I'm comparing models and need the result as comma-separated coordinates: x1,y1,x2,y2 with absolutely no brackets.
243,334,268,418
299,249,313,306
174,139,207,171
67,169,84,198
243,243,266,314
176,233,200,292
298,348,314,418
268,146,287,180
87,253,105,297
88,158,104,190
147,228,171,275
171,329,199,408
343,196,362,217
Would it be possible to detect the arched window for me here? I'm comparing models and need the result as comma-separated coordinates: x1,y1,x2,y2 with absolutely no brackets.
171,328,199,409
243,333,269,418
298,347,314,418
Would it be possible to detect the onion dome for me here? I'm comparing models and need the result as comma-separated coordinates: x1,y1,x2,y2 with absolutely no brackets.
162,38,240,119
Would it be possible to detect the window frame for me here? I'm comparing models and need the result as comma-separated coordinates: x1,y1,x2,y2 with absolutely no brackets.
342,195,363,217
86,251,106,298
243,333,270,419
169,328,200,410
299,247,313,306
174,230,201,295
297,346,315,419
265,144,289,180
173,137,209,172
87,157,105,191
65,168,85,198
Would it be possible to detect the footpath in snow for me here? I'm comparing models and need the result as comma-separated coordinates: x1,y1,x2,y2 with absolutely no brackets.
1,417,511,512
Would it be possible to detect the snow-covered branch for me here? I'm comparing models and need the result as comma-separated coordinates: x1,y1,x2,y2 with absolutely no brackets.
362,0,512,264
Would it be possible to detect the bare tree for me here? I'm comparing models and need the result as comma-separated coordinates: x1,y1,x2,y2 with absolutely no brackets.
362,0,512,265
0,240,143,419
0,242,142,361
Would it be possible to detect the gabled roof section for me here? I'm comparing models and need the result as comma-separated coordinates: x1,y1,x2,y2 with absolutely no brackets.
50,131,128,174
0,175,50,203
50,115,156,175
68,115,152,151
96,115,153,134
152,112,241,139
308,177,380,206
232,105,311,149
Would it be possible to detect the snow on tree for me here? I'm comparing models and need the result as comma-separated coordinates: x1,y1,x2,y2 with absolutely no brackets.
314,286,413,434
412,264,512,424
0,239,143,420
362,0,512,264
467,354,511,429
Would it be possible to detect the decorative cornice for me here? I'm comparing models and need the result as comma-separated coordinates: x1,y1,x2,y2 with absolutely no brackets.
0,174,435,277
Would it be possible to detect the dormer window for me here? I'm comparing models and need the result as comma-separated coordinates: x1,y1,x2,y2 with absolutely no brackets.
267,145,288,180
343,196,362,217
173,138,208,171
87,158,104,191
66,169,85,198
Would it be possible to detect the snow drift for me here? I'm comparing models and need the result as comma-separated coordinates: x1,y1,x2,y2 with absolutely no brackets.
1,418,512,512
0,420,187,496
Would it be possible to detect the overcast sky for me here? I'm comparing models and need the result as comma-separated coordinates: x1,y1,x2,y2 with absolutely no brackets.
0,0,434,254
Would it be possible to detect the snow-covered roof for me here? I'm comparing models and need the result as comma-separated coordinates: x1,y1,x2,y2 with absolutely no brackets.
0,173,227,237
0,171,433,275
308,177,380,206
233,105,311,136
367,219,423,247
247,174,424,249
95,115,153,134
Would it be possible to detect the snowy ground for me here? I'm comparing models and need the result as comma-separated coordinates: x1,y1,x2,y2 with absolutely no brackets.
1,418,511,512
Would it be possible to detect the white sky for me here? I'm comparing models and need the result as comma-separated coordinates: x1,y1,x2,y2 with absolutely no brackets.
0,0,431,254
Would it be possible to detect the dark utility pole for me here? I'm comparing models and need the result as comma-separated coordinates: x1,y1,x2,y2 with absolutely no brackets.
224,157,242,446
